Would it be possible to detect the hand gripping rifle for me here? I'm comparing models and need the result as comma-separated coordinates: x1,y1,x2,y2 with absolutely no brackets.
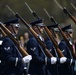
6,5,53,58
50,16,76,59
54,0,76,25
24,3,64,57
0,22,29,56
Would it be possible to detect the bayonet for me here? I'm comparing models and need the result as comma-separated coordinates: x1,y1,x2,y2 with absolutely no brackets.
44,8,51,18
70,3,76,11
24,2,40,19
54,0,63,10
44,8,58,24
6,5,15,15
24,2,33,13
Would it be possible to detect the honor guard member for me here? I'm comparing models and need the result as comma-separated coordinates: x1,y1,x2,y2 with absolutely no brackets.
37,23,59,75
1,18,32,75
57,24,74,75
46,24,60,75
47,24,71,75
61,24,75,75
27,19,59,75
40,23,68,75
46,24,75,75
46,24,68,75
62,24,74,51
27,19,47,75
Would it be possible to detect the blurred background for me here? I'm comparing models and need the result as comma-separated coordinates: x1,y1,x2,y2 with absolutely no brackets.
0,0,76,39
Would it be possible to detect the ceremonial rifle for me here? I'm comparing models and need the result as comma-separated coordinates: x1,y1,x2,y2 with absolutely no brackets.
44,7,76,59
24,2,64,57
6,5,53,58
53,0,76,59
50,15,76,59
54,0,76,25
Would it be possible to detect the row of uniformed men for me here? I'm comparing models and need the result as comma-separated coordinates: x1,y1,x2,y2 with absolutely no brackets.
0,18,76,75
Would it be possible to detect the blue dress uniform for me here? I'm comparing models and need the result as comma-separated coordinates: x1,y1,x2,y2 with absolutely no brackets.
27,36,46,75
45,24,60,75
1,37,24,75
27,19,50,75
58,40,74,75
58,25,74,75
45,38,59,75
1,18,25,75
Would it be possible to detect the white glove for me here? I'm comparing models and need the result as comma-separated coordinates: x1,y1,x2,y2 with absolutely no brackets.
0,60,1,63
22,55,32,63
51,57,57,64
60,57,67,64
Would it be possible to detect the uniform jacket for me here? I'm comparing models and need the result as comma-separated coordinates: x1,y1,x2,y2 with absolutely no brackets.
58,39,74,75
1,36,24,75
45,38,59,75
27,37,46,75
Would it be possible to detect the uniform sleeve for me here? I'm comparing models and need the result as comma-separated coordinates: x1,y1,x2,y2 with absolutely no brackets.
1,38,22,66
27,39,45,64
59,42,71,58
46,41,57,57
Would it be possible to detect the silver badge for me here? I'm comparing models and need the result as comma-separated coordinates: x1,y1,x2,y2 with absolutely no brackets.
49,49,52,52
30,47,36,51
69,41,72,45
62,50,65,52
4,47,10,51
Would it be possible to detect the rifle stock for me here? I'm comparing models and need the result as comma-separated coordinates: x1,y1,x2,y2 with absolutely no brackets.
15,13,53,58
0,22,29,56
